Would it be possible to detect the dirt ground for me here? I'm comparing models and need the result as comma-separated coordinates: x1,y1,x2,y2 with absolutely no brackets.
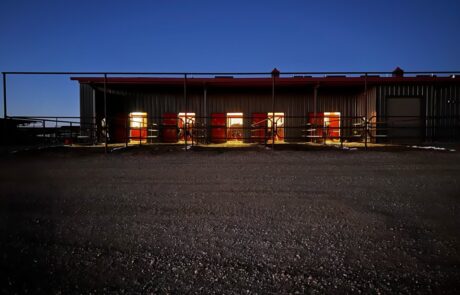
1,147,460,294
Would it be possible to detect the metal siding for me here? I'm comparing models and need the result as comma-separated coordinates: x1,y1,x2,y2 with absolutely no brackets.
376,84,460,140
88,84,382,142
79,84,95,135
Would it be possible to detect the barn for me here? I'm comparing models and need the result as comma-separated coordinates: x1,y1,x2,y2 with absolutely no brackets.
71,68,460,145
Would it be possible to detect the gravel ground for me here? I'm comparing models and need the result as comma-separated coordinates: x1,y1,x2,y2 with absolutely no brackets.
1,147,460,294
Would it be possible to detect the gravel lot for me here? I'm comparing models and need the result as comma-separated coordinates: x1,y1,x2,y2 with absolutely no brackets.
1,147,460,294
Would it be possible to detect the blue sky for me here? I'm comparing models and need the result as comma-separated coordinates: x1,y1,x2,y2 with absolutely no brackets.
1,0,459,116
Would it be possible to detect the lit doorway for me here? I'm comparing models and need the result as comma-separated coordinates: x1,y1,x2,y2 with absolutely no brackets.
323,112,341,141
268,112,285,142
227,112,244,142
129,112,148,143
178,112,195,142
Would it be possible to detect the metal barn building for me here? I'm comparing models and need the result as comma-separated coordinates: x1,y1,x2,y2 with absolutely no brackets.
71,68,460,145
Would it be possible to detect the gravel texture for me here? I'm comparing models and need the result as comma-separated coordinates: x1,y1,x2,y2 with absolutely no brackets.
1,147,460,294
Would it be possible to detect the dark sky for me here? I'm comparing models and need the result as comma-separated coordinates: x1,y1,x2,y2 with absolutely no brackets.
1,0,459,116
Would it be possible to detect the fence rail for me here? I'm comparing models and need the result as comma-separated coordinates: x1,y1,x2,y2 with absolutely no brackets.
2,115,459,152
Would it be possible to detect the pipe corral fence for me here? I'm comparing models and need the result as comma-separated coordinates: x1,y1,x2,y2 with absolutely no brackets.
2,70,460,152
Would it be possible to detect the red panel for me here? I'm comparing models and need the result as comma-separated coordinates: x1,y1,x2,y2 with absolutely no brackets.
210,113,226,143
308,112,324,140
130,128,147,141
252,113,267,143
112,114,128,143
326,114,340,139
162,113,178,143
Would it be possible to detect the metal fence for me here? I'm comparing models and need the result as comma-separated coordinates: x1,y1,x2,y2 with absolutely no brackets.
3,114,459,152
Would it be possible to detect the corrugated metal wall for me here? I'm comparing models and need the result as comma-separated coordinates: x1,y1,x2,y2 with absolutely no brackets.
79,84,95,136
376,84,460,140
81,83,377,142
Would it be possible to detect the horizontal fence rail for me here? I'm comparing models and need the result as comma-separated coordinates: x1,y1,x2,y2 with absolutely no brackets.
3,115,459,152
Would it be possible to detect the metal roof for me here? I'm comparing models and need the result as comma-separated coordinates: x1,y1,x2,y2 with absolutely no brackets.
70,76,460,87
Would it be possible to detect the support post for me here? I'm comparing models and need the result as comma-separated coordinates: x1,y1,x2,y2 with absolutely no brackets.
203,85,207,144
271,68,279,150
340,115,343,149
184,74,187,151
364,73,368,150
104,74,108,153
125,117,128,148
2,73,6,119
3,73,7,144
313,85,318,143
272,76,275,150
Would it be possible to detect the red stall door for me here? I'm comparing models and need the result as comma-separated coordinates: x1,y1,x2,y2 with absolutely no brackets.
324,112,341,140
129,112,147,143
162,113,178,143
210,113,226,143
251,113,267,143
307,112,324,140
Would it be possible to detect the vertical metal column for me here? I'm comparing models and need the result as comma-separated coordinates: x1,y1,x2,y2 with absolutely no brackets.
184,73,187,151
104,73,108,153
271,70,277,150
2,73,6,119
203,85,207,144
125,118,128,148
3,73,7,144
364,73,368,150
313,85,318,143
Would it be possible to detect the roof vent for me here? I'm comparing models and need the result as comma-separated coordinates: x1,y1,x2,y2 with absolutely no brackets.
214,76,234,79
392,67,404,77
271,68,280,78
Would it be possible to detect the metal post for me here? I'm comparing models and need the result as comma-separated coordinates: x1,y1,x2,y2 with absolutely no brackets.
340,115,343,149
3,73,7,144
55,117,58,143
104,73,108,153
42,119,46,146
70,122,72,146
184,74,187,151
203,85,207,144
272,77,275,149
313,85,318,144
2,73,6,119
125,117,128,148
364,73,368,150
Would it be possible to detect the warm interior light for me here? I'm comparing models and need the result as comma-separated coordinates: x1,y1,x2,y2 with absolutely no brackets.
178,112,196,141
323,111,341,140
267,112,285,142
227,112,243,141
129,112,147,143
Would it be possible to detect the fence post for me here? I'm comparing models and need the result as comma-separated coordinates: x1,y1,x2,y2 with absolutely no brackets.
70,122,73,146
42,119,46,146
3,73,7,145
340,116,343,149
103,73,108,153
184,74,187,151
364,73,368,150
125,117,128,148
364,118,368,150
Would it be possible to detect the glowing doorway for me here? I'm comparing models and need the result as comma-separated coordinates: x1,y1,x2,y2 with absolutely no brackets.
178,112,195,142
268,112,285,142
324,112,341,140
129,112,148,143
227,112,243,142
